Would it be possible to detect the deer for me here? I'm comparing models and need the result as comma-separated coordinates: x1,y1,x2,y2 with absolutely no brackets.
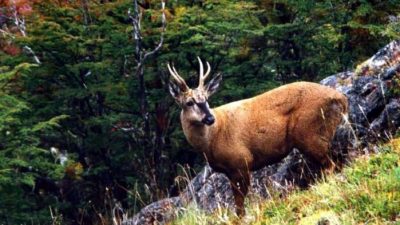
167,57,348,217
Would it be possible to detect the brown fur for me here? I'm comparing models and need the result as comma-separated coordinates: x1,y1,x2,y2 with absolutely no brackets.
168,61,348,217
183,82,346,215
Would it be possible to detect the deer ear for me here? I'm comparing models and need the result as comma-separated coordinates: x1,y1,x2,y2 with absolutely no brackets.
169,81,182,99
205,73,222,96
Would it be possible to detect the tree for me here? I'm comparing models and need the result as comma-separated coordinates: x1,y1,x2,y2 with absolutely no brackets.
127,0,167,198
0,63,65,224
0,0,398,223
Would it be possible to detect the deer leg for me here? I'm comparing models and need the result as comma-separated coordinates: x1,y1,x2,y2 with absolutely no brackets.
301,135,336,172
228,170,250,217
309,141,331,166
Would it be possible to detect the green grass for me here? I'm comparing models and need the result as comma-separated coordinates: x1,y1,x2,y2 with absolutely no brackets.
171,138,400,225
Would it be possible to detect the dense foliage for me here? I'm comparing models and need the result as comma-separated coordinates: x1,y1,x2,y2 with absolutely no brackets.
0,0,399,224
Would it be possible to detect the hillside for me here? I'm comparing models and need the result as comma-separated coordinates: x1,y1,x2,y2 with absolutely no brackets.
172,138,400,224
1,1,399,224
123,40,400,225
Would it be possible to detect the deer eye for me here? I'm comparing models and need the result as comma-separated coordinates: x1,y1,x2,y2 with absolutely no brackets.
186,101,195,107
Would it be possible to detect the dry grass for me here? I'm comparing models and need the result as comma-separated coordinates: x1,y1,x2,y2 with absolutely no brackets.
171,138,400,225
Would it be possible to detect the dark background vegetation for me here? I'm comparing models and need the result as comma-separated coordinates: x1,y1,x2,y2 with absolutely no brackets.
0,0,399,224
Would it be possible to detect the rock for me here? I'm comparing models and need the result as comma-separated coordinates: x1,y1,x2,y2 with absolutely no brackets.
370,99,400,136
124,197,181,225
123,40,400,225
123,151,309,225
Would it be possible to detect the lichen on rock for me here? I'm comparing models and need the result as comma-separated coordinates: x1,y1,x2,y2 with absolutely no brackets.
123,40,400,225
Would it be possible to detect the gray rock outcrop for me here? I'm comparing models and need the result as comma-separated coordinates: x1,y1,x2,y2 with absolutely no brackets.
123,40,400,225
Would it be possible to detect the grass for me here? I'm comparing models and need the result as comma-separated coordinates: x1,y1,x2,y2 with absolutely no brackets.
171,138,400,225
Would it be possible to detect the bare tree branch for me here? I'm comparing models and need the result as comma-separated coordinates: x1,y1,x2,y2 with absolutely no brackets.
127,0,168,199
80,0,92,26
23,46,41,64
0,28,16,39
7,0,41,64
10,0,26,37
143,1,166,61
129,0,166,77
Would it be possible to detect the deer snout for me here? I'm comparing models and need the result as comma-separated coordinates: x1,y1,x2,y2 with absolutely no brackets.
202,115,215,125
196,102,215,125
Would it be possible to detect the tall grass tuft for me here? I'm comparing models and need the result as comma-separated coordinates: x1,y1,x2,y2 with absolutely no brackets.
171,138,400,224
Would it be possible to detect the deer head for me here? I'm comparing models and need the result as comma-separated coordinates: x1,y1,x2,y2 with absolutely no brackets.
168,57,222,126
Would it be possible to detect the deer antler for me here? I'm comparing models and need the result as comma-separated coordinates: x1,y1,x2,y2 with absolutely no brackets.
167,63,189,92
197,57,211,89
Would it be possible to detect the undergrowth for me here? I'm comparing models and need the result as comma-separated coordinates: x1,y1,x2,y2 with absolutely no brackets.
171,138,400,225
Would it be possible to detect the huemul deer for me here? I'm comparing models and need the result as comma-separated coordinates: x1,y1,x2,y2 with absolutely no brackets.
167,58,348,217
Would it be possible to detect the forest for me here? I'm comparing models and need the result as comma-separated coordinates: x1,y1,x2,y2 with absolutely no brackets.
0,0,399,224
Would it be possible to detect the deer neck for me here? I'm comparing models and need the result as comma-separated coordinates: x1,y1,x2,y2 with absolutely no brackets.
180,111,219,153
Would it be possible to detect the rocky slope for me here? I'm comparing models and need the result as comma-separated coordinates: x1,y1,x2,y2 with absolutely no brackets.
122,40,400,225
